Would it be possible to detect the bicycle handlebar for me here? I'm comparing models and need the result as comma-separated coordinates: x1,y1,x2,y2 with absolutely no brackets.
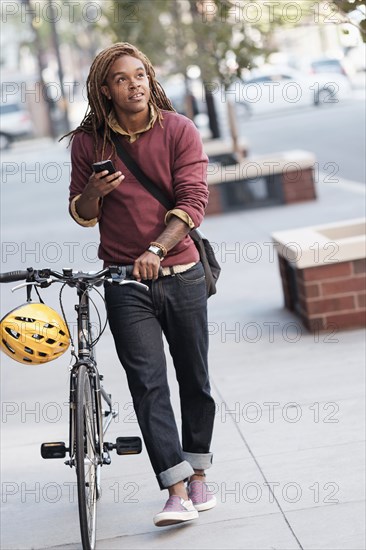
0,270,30,283
0,265,147,291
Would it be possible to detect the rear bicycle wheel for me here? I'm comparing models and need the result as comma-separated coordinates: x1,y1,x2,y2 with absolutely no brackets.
75,365,99,550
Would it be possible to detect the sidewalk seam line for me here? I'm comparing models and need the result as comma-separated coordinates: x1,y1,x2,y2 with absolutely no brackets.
211,377,304,550
36,499,366,550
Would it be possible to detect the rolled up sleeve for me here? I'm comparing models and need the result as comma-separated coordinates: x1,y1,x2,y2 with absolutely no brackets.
171,119,209,229
164,208,195,229
70,195,99,227
69,132,102,226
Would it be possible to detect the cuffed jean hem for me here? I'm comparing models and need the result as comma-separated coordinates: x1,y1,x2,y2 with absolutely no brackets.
157,460,194,490
183,451,213,471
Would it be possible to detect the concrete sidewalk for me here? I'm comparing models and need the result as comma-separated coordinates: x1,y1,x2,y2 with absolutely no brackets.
0,138,364,549
56,177,365,549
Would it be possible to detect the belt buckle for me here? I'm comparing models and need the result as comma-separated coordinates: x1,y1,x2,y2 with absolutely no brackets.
158,266,176,277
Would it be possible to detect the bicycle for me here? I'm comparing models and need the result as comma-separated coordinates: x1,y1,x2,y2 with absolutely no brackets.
0,265,148,550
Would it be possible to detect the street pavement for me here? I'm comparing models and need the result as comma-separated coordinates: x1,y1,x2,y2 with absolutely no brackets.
224,86,366,184
0,134,365,549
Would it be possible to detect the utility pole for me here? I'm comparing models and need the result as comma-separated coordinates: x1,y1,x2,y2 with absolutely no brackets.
170,1,195,121
189,1,221,139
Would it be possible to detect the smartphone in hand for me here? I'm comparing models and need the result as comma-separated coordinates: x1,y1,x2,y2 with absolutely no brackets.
92,160,116,176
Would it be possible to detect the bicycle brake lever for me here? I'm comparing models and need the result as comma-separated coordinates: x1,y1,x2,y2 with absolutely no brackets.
11,278,55,292
11,281,41,292
106,278,149,291
118,280,149,291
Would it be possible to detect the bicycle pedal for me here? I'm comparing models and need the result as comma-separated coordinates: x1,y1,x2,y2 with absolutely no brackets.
115,436,142,455
41,442,67,459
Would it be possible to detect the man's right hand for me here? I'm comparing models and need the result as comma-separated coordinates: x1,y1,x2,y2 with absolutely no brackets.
85,170,125,200
76,170,124,220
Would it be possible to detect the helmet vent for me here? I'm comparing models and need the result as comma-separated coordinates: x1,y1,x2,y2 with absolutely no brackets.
23,357,32,362
24,347,34,355
46,338,56,344
32,334,43,340
5,327,20,339
44,323,54,329
59,330,66,336
15,316,36,323
38,352,47,357
2,339,15,354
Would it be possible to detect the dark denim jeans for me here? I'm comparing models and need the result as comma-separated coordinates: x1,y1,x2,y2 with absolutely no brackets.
104,262,216,489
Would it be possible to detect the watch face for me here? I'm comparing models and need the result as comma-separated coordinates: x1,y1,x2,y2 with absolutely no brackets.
149,245,163,258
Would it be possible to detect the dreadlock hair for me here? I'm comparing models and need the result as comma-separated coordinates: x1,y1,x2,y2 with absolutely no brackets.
60,42,176,161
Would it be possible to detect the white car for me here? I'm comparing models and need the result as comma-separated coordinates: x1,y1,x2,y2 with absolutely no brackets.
0,103,33,149
226,67,351,117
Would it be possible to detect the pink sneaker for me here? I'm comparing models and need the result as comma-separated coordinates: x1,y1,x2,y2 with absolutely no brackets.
153,495,199,527
188,480,217,512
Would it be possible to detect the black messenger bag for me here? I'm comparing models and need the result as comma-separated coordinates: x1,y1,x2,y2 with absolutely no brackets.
110,133,221,297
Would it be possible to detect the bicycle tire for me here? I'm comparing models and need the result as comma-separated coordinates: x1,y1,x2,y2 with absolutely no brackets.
75,365,99,550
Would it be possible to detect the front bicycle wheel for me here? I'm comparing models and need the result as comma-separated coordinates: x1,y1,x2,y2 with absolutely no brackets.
75,365,99,550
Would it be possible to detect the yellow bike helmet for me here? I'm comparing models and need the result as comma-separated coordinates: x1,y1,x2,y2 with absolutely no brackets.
0,303,70,365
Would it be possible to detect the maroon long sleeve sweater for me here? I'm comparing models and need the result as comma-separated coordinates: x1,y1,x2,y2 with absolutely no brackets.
69,111,209,267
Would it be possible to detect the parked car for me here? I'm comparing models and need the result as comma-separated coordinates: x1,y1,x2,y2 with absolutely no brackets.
0,103,33,149
310,57,355,80
226,67,351,116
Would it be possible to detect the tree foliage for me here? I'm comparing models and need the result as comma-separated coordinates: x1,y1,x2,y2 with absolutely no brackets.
332,0,366,41
104,0,313,87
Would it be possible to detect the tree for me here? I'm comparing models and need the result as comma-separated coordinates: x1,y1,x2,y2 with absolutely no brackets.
104,0,288,137
331,0,366,41
101,0,172,65
12,0,365,138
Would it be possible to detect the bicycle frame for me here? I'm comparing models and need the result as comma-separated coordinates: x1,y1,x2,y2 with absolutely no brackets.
67,280,116,470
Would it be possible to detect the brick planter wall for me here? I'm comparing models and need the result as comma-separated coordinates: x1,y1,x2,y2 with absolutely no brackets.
281,167,317,204
278,256,366,331
205,155,317,216
206,185,224,216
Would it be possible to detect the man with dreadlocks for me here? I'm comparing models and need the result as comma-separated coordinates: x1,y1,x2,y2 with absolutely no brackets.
66,43,216,527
